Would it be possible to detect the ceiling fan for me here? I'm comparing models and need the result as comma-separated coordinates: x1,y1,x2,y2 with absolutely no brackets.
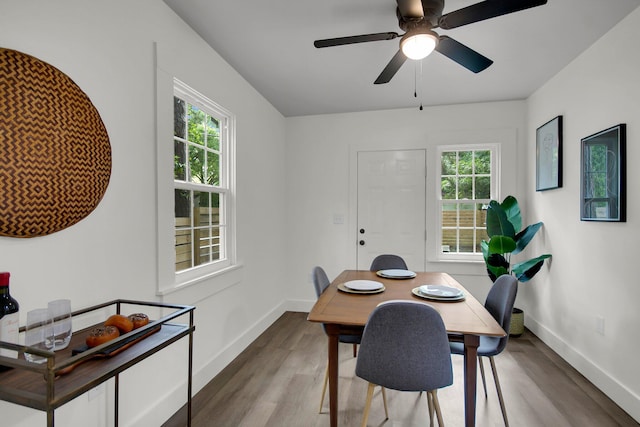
314,0,548,84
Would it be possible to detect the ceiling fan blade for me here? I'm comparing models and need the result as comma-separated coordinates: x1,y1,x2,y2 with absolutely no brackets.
438,0,547,30
397,0,424,21
314,32,400,48
435,36,493,73
374,50,408,84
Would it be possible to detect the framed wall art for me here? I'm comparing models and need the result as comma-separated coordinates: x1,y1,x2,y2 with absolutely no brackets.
536,115,563,191
580,124,626,222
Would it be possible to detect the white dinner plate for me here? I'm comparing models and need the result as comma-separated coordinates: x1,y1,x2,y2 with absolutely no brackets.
344,279,384,291
412,287,465,302
418,285,463,298
337,283,385,294
376,269,417,279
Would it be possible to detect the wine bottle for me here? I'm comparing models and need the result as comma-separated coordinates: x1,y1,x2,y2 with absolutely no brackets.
0,272,20,364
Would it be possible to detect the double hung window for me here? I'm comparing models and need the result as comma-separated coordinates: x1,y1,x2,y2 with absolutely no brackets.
437,145,498,260
173,80,234,274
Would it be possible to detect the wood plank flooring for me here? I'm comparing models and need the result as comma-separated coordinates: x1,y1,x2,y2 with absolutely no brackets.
163,311,638,427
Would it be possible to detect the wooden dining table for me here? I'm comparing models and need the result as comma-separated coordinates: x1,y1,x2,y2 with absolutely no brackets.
307,269,505,427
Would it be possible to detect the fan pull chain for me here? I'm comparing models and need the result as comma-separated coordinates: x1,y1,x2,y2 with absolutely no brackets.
414,61,418,98
419,60,424,110
413,60,424,110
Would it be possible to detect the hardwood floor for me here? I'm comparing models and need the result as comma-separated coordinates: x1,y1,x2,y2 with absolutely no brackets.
163,311,638,427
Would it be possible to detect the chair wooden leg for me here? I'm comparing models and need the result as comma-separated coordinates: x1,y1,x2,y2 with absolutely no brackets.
380,387,389,420
425,391,434,427
478,356,488,398
489,356,509,427
430,390,445,427
353,343,358,357
319,364,329,413
361,382,376,427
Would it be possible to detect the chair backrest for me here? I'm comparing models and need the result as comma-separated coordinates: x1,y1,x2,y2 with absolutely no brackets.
485,274,518,354
369,254,408,271
312,266,330,298
355,300,453,392
312,266,362,344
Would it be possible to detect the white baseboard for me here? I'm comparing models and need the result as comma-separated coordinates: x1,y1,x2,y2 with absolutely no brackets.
525,315,640,422
284,298,314,313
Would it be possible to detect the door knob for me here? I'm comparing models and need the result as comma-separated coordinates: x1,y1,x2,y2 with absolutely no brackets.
359,240,365,246
359,228,365,234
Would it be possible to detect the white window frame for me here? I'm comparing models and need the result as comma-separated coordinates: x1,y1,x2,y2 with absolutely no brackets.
435,143,500,262
156,78,237,294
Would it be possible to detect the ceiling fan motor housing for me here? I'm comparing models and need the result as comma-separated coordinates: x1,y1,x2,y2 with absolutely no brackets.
396,0,445,30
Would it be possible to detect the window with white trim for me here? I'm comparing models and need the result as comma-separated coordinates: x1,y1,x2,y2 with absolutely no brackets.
173,80,234,275
437,145,498,260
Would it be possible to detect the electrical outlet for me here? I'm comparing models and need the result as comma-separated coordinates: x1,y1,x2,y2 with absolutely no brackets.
595,316,605,335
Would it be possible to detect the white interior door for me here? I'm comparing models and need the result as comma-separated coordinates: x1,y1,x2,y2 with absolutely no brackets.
356,150,426,270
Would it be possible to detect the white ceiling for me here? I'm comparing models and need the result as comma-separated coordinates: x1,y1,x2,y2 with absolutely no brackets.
164,0,639,117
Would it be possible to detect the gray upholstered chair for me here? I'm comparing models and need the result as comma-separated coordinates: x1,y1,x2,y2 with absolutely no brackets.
312,266,361,413
355,300,453,427
449,274,518,427
369,254,408,271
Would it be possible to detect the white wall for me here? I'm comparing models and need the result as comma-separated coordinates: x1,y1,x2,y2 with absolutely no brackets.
2,0,638,425
524,7,640,421
0,1,287,426
284,101,527,308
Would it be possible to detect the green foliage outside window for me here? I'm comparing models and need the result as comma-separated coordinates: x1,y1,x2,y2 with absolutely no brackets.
441,150,491,200
173,97,221,207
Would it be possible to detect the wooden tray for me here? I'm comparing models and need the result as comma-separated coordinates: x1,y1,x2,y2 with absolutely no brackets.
56,323,162,376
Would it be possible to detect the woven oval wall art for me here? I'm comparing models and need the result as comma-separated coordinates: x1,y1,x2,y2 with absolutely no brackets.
0,48,111,237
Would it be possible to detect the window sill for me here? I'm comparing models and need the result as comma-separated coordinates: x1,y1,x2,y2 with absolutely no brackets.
427,258,487,277
157,264,243,304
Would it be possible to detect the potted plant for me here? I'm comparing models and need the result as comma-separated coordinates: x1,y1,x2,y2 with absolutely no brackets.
481,195,552,336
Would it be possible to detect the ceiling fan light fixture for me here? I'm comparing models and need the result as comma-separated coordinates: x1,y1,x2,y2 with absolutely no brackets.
401,30,438,60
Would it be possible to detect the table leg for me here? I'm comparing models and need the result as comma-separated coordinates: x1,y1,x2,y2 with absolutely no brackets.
463,334,479,427
325,325,340,427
